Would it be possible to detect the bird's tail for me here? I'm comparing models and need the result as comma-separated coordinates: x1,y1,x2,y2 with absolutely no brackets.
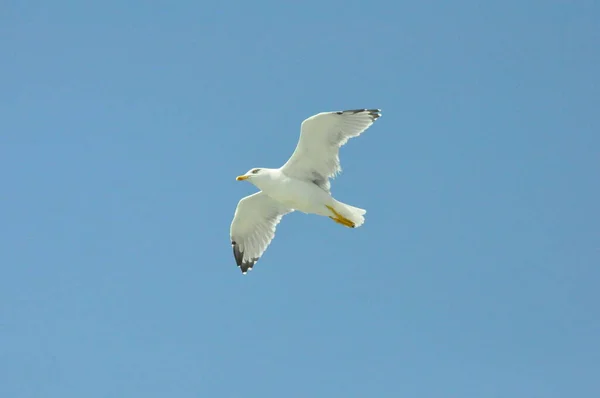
334,200,367,228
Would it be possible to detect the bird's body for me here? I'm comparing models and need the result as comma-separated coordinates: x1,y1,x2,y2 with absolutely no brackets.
230,108,381,273
247,168,334,216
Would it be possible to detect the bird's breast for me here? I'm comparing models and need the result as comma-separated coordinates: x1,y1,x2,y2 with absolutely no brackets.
263,178,329,213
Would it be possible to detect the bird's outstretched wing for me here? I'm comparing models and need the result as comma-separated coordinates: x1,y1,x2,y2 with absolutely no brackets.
280,109,381,192
230,192,293,274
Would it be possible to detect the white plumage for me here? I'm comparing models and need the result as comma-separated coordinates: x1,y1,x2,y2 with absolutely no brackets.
230,109,381,274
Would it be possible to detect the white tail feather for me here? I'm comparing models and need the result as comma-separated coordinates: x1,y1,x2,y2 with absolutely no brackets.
334,200,367,228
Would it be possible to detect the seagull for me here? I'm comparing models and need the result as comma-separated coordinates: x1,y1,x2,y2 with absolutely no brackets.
230,108,382,274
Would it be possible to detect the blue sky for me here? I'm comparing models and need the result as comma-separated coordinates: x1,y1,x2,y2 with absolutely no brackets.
1,1,598,396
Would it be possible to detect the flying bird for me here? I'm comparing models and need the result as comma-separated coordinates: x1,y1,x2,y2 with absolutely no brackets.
230,108,382,274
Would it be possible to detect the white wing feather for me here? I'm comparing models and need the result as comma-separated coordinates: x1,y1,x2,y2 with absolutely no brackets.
280,109,381,191
230,192,292,273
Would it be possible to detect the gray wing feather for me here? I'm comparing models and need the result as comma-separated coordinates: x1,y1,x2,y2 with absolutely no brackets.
229,192,292,273
280,109,381,191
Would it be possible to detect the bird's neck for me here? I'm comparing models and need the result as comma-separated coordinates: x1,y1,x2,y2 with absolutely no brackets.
252,169,281,192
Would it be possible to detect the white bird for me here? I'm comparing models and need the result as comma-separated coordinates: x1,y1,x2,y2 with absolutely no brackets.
230,108,382,274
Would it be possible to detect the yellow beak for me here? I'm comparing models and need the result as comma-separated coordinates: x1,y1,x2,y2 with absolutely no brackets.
236,175,249,181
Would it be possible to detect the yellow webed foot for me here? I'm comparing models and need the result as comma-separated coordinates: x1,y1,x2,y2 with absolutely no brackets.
329,216,355,228
326,206,356,228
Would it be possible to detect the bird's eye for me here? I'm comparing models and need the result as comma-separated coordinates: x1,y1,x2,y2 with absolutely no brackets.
252,169,260,174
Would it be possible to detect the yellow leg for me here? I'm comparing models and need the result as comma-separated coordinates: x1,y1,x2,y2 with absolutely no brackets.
326,205,356,228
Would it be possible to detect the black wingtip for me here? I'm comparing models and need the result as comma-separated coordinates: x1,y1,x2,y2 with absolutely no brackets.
232,241,259,274
239,257,258,274
232,241,243,266
336,108,382,120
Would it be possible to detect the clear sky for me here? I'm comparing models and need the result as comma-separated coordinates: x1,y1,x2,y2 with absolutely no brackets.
1,1,598,397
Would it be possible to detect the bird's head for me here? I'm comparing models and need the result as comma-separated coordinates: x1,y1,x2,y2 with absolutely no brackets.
236,168,270,186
